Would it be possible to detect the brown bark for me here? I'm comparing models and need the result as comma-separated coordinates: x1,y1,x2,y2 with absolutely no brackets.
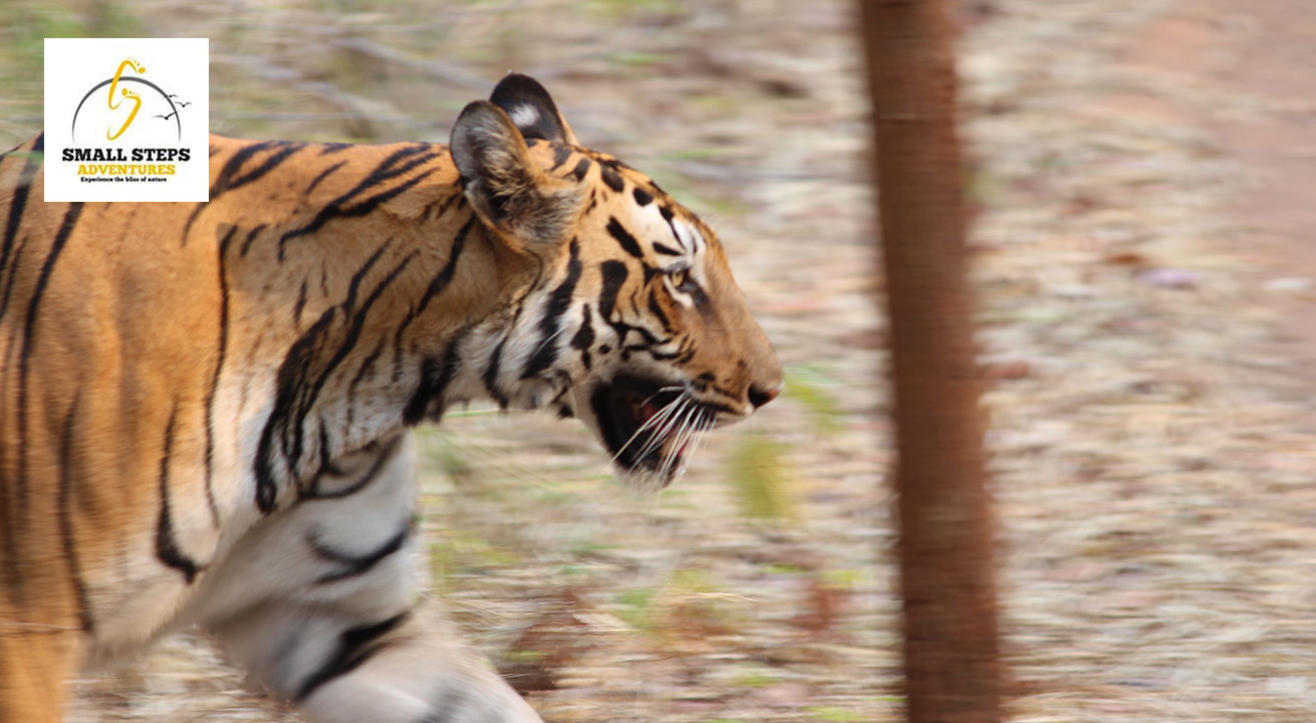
858,2,1002,721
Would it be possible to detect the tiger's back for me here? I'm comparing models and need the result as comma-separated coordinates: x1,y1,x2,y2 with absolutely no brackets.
0,75,780,722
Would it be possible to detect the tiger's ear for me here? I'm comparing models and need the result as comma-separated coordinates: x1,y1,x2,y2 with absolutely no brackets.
450,100,582,247
489,73,579,146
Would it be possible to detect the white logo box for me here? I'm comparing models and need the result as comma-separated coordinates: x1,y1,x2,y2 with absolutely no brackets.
44,38,209,202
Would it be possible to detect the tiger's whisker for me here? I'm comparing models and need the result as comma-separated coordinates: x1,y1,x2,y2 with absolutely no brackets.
638,385,685,409
634,395,694,464
632,396,690,462
610,391,687,463
657,401,701,478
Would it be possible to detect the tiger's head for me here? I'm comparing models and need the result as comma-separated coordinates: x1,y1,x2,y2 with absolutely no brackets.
448,74,781,485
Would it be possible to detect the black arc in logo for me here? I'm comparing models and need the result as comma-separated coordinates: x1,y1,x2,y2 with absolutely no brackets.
72,77,182,144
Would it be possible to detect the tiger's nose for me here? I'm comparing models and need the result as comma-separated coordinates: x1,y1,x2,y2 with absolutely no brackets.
747,380,783,410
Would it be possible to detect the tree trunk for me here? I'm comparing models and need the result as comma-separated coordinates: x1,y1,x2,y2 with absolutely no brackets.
858,2,1002,721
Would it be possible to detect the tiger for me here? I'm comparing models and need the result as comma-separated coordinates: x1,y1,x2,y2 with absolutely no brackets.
0,73,781,722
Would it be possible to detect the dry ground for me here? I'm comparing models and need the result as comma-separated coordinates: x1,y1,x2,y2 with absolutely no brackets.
3,0,1316,720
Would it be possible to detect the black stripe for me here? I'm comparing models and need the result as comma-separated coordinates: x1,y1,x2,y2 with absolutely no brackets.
605,217,644,259
632,186,653,206
255,308,335,512
57,396,94,632
678,339,696,364
320,142,353,155
661,211,684,252
521,239,581,380
0,142,49,580
156,405,199,583
347,338,386,398
223,142,306,196
390,216,473,379
570,303,595,351
617,321,663,347
423,191,463,221
673,336,691,362
181,202,208,246
571,158,591,182
600,164,625,193
0,133,42,309
344,335,387,430
309,519,412,584
624,341,680,361
597,260,628,321
293,280,309,325
202,226,238,529
15,203,83,521
483,336,510,409
647,288,673,333
301,237,408,443
305,160,347,197
571,303,595,371
188,139,287,239
336,145,432,202
403,329,466,426
404,356,445,426
305,247,414,410
295,611,412,702
277,145,434,259
0,135,35,584
278,171,429,260
255,244,417,509
209,140,283,198
316,422,339,481
549,144,572,171
709,380,740,400
306,436,401,500
395,217,473,340
0,235,27,323
239,223,267,257
597,311,665,357
274,220,391,462
652,242,682,256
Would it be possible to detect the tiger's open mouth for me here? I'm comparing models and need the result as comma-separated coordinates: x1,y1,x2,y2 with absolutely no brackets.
591,374,712,482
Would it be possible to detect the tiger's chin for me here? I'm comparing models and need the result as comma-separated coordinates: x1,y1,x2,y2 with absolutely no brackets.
583,373,713,489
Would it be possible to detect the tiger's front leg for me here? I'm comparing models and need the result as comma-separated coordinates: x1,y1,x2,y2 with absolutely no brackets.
198,434,541,723
213,603,541,723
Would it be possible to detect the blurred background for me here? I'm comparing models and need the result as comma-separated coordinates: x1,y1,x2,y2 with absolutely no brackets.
5,0,1316,720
